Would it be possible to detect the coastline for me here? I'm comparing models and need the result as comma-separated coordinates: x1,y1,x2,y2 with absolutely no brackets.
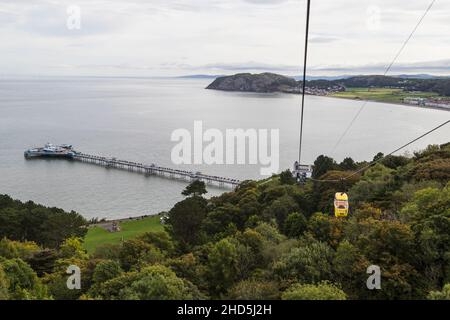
206,86,450,112
322,94,450,112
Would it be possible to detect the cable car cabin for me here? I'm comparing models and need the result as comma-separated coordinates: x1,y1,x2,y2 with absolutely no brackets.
292,161,313,183
334,192,349,218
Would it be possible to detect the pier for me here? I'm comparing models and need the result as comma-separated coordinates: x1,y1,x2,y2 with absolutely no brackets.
72,152,241,188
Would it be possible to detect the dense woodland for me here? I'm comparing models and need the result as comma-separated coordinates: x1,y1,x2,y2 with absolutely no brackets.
0,142,449,300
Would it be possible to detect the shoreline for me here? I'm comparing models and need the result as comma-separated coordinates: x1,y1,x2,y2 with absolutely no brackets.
324,94,450,112
207,87,450,112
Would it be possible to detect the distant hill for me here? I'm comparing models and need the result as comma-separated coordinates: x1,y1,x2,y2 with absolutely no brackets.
293,74,449,81
206,72,298,93
206,73,450,96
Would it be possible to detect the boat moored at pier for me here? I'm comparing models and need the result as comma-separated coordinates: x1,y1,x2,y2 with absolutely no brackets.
24,143,76,159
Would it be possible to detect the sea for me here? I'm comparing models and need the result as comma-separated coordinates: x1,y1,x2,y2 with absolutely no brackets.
0,76,448,219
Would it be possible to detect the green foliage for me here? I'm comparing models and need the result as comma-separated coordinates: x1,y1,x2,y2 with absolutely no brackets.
0,258,49,299
349,163,395,208
312,155,337,179
59,237,88,260
118,239,163,271
182,180,207,197
283,212,307,238
339,157,356,171
262,195,299,233
401,184,450,287
279,170,295,185
406,144,450,182
27,249,58,277
92,260,123,285
0,265,9,299
0,195,87,248
1,143,449,300
166,197,208,250
207,238,238,296
202,203,241,240
138,231,175,254
227,280,280,300
332,241,369,299
427,284,450,300
96,265,200,300
273,239,335,283
309,213,345,247
281,281,347,300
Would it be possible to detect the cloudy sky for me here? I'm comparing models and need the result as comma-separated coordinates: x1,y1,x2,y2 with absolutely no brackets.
0,0,449,77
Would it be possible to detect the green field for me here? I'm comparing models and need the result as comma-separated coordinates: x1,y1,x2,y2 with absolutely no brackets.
331,87,439,104
83,215,164,253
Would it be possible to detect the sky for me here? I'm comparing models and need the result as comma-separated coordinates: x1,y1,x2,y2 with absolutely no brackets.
0,0,449,77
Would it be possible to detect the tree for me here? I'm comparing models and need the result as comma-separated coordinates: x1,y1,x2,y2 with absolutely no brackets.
332,240,369,299
273,239,334,283
308,212,345,247
279,170,295,185
59,237,88,260
283,212,307,238
312,155,337,179
281,281,346,300
202,203,241,239
262,195,299,233
0,265,9,299
373,152,384,162
118,239,163,271
96,265,200,300
92,260,123,285
182,180,207,197
427,284,450,300
0,258,49,299
233,230,265,279
166,197,208,250
138,231,174,254
0,195,87,249
381,155,409,169
26,249,59,277
339,157,356,171
227,280,280,300
207,238,238,296
349,163,395,208
401,185,450,287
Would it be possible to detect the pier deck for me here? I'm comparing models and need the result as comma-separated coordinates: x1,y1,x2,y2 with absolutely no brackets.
72,152,240,188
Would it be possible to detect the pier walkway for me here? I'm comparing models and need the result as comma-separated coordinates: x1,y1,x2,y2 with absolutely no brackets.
73,152,241,188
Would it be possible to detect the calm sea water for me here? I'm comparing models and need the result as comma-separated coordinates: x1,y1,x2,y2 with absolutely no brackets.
0,77,449,219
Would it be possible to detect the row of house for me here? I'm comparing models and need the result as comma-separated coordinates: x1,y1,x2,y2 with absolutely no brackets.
403,97,450,110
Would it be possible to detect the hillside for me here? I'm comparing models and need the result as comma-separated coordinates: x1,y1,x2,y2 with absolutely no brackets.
206,73,450,97
0,142,449,300
206,72,298,93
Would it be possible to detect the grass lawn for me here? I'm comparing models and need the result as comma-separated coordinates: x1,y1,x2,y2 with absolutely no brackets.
83,215,164,254
331,87,439,104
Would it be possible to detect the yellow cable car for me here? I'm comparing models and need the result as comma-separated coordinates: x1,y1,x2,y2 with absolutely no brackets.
334,192,349,217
